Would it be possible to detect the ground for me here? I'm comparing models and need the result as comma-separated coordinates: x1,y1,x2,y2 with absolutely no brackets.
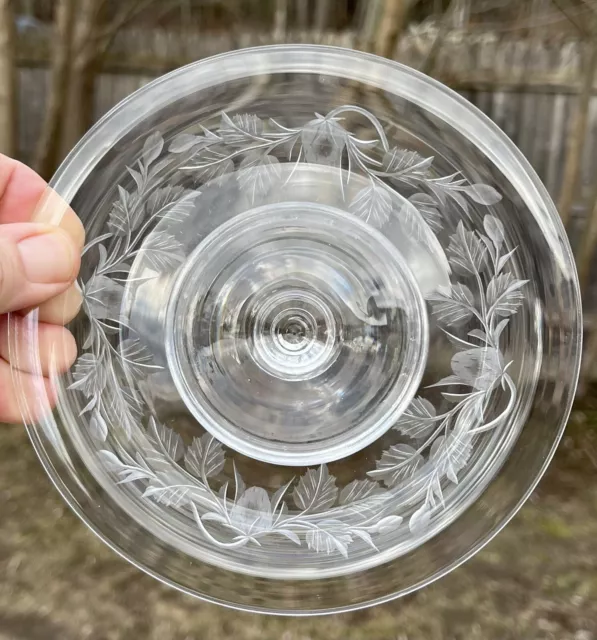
0,406,596,640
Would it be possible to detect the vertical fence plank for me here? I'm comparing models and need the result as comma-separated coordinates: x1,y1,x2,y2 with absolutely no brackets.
546,93,567,198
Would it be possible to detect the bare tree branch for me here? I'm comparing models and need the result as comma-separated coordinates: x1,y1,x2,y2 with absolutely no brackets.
579,0,597,13
0,0,17,157
92,0,162,52
33,0,76,177
375,0,413,59
551,0,590,35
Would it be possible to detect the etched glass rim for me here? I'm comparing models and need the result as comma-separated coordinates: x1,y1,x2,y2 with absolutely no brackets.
14,45,582,614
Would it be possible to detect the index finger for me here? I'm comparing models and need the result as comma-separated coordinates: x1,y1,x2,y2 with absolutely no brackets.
0,155,84,250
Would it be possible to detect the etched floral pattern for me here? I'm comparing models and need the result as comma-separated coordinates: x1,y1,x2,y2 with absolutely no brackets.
69,105,526,557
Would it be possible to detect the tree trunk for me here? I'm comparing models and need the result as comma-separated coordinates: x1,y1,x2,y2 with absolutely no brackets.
577,177,597,295
273,0,288,42
374,0,411,60
315,0,331,33
558,36,597,227
0,0,17,158
33,0,76,178
452,0,470,30
297,0,309,29
57,0,163,160
58,0,102,160
357,0,383,52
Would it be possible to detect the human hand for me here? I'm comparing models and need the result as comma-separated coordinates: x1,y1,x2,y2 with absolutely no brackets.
0,155,84,423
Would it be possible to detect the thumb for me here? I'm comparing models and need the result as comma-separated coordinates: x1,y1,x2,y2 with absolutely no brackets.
0,223,80,315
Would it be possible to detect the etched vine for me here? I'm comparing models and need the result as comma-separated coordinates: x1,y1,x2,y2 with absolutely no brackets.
68,105,525,557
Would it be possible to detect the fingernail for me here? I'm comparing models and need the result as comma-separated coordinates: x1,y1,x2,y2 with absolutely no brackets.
18,230,77,284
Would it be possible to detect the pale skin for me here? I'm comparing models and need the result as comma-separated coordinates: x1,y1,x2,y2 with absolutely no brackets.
0,155,84,423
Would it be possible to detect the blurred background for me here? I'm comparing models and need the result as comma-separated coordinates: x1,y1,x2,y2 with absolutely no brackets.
0,0,596,638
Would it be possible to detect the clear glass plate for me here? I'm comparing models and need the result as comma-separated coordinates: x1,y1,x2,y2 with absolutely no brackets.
9,45,581,615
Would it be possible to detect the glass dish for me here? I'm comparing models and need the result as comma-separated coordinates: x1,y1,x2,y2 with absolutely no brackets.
9,45,581,615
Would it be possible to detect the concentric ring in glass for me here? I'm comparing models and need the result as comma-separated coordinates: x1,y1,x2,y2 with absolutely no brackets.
165,201,428,466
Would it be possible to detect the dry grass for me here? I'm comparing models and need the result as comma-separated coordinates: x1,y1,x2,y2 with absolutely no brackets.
0,412,596,640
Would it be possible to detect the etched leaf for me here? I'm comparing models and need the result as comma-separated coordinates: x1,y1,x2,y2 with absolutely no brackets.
373,514,403,534
127,167,144,192
83,274,124,320
393,396,438,439
119,337,158,378
69,353,107,399
465,183,502,205
201,511,229,525
270,478,293,516
427,284,475,326
409,504,431,535
450,347,504,390
99,450,153,484
352,529,377,550
99,450,124,472
81,322,99,350
494,318,510,341
143,477,193,507
367,444,424,488
184,434,225,480
497,248,517,273
232,461,246,503
229,487,273,534
142,131,164,166
483,215,505,247
339,479,382,504
430,431,473,484
305,520,351,557
382,147,433,176
427,173,467,206
148,157,172,178
192,158,234,184
143,486,189,506
102,386,141,440
301,115,346,166
292,464,338,513
219,112,263,143
446,221,487,275
141,231,185,271
144,186,199,223
219,482,230,503
238,153,281,203
348,183,393,227
108,186,142,236
275,529,302,546
149,416,184,462
89,409,108,442
486,273,527,317
168,133,205,153
449,189,470,215
408,192,442,232
468,328,490,344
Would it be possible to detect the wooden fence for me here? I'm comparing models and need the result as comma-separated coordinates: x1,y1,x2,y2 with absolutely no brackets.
16,27,597,246
15,24,597,384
